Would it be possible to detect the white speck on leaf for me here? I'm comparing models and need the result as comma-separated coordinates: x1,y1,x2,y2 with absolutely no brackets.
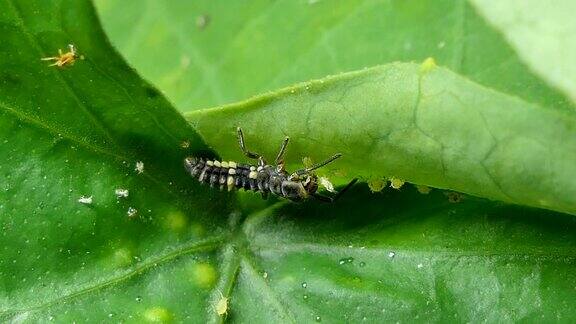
127,207,138,218
78,196,92,205
115,188,129,198
135,161,144,174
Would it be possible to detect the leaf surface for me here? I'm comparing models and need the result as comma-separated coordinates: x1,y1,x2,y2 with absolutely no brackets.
3,0,576,323
186,63,576,216
470,0,576,104
236,187,576,323
0,0,230,321
94,0,574,113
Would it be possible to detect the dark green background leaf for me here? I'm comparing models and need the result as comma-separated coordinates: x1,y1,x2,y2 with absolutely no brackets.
470,0,576,103
239,187,576,322
95,0,574,113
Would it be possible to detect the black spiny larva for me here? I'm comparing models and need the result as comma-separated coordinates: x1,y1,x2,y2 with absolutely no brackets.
184,128,358,202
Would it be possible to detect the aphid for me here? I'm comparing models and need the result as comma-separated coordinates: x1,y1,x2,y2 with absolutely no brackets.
389,177,405,190
215,294,229,317
446,191,464,203
41,44,80,67
184,128,358,202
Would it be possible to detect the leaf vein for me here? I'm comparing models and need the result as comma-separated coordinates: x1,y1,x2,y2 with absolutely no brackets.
0,236,225,318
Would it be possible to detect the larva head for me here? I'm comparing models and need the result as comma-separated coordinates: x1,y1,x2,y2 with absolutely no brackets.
282,174,318,201
302,174,319,195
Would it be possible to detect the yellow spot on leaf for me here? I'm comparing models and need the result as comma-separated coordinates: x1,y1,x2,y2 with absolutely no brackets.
112,247,133,268
191,263,217,289
164,210,188,233
420,57,437,74
144,307,172,323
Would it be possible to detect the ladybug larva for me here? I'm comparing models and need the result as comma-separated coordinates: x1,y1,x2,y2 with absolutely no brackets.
184,128,357,202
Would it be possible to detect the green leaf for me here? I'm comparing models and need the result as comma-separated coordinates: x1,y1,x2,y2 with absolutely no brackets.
0,0,230,321
238,186,576,322
186,62,576,216
470,0,576,104
94,0,574,113
4,0,576,322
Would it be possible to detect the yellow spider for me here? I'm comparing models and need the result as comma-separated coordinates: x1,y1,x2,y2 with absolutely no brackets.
41,44,80,67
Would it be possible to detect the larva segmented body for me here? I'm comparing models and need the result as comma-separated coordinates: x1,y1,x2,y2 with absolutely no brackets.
184,128,358,202
184,157,288,200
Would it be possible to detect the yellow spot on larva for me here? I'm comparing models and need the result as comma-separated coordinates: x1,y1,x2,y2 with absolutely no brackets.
420,57,437,74
390,178,405,190
143,307,172,323
164,210,188,233
216,296,229,316
367,178,386,192
191,263,217,289
227,176,235,191
415,185,432,194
